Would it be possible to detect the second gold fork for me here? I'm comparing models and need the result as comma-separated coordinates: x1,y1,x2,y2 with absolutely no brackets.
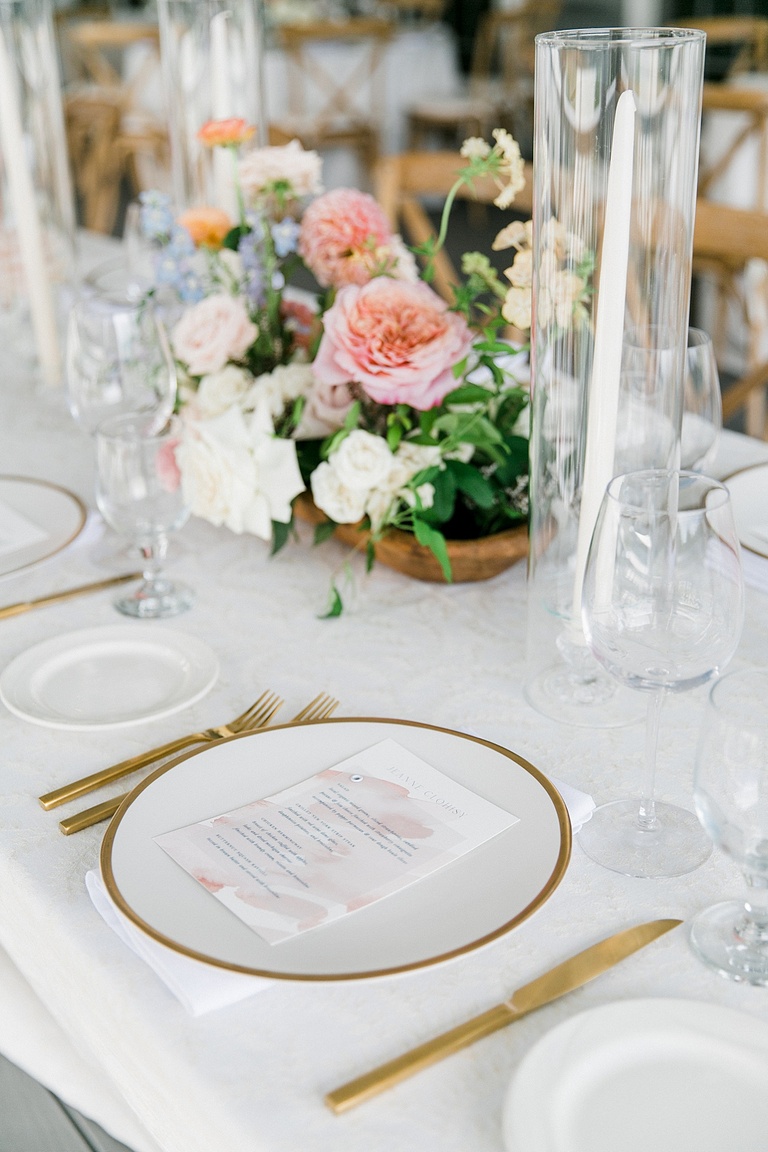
59,693,340,835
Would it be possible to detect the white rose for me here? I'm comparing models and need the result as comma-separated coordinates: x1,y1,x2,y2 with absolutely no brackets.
332,430,394,493
311,461,367,524
195,365,253,418
176,410,256,531
364,485,396,532
239,139,323,201
171,293,258,377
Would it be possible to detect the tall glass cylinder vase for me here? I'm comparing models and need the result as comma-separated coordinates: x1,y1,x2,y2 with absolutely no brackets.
0,0,76,388
526,28,706,727
157,0,267,217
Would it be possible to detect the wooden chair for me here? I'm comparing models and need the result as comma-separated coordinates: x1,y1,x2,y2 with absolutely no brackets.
699,82,768,210
383,0,446,21
407,1,561,149
374,149,533,304
271,18,393,184
675,16,768,80
693,197,768,437
59,19,168,233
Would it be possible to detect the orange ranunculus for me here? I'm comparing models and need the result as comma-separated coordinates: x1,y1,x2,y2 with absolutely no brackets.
177,206,233,249
197,118,255,148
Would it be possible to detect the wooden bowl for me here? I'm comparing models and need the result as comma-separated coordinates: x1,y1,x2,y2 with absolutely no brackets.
293,494,528,583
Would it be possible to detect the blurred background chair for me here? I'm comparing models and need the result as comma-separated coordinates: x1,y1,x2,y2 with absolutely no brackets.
406,0,561,151
693,197,768,438
374,148,532,306
675,16,768,82
58,17,168,234
270,17,394,187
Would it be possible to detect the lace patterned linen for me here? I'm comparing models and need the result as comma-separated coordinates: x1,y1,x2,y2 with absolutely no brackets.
1,255,768,1151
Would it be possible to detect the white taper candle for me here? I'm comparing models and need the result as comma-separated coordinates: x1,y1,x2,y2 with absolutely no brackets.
570,88,636,629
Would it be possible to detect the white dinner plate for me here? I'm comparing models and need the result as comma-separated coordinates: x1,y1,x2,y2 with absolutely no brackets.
0,626,218,730
724,462,768,559
503,998,768,1152
0,475,86,577
102,719,571,980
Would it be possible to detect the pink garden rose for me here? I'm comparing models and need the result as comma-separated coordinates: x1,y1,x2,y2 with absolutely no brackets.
171,293,258,377
313,278,474,410
299,188,406,289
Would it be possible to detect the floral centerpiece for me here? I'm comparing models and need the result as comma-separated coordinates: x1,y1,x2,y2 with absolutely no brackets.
140,120,533,612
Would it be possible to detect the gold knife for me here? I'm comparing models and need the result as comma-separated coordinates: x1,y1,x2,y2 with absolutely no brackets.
0,572,141,619
325,918,682,1114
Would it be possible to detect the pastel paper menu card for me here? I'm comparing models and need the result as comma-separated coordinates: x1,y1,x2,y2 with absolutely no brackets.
0,499,48,557
155,738,520,945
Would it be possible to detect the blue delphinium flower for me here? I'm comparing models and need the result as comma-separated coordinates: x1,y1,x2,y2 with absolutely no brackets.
238,226,266,308
153,224,203,301
139,191,174,243
270,217,301,259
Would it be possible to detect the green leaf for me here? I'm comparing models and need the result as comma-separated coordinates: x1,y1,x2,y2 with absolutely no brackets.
444,384,493,406
447,460,496,508
365,539,376,573
343,400,361,432
319,584,343,618
386,423,403,452
313,520,337,545
413,518,452,581
271,519,291,555
419,466,456,523
452,356,468,379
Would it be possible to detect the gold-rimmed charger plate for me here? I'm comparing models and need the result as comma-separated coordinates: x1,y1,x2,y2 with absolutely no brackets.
101,718,571,982
723,462,768,559
0,475,86,578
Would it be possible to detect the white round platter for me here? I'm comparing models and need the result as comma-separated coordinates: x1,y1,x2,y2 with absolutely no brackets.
102,718,571,981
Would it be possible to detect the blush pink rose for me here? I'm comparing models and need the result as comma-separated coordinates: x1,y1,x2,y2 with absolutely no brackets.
299,188,396,289
171,293,258,377
313,279,474,410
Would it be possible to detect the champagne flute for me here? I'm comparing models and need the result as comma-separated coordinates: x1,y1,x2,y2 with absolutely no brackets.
95,412,193,618
579,470,744,878
691,668,768,985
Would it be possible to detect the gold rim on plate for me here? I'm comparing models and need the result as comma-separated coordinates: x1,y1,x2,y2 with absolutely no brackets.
100,717,572,982
0,475,87,575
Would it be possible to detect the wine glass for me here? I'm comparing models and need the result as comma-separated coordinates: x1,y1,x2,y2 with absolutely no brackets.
681,328,722,473
579,469,744,878
691,668,768,985
65,285,176,436
95,412,193,618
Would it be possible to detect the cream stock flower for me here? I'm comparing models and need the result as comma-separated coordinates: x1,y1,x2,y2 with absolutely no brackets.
505,248,532,289
491,128,526,209
493,219,532,252
460,136,492,160
502,286,532,330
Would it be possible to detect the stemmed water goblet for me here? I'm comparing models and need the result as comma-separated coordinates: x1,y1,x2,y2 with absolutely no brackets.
681,328,722,473
65,283,177,436
578,469,744,878
691,668,768,985
95,412,193,618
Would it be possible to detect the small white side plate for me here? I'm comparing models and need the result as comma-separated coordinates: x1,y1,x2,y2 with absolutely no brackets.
0,476,86,577
0,626,219,730
503,998,768,1152
724,462,768,559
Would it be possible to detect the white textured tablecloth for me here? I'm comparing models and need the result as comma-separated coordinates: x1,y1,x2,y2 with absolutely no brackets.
1,292,768,1149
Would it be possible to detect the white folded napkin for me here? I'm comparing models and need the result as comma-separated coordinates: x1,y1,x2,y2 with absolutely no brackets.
0,498,48,556
86,731,593,1015
85,871,271,1016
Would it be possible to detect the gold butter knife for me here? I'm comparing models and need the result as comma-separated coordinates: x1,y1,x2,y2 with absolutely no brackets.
325,917,682,1114
0,572,141,619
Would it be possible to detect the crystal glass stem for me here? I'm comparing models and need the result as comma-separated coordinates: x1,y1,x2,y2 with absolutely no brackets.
638,689,665,831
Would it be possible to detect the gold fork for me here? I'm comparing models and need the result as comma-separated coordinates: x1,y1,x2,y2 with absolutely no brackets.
40,690,284,811
58,692,340,835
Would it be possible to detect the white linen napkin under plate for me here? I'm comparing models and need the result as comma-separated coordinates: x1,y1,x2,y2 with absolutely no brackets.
86,734,593,1015
85,870,271,1016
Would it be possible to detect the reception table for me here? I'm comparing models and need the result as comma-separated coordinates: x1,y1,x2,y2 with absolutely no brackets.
1,260,768,1151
